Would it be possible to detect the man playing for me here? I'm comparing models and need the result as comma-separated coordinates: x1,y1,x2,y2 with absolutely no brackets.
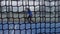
25,8,33,23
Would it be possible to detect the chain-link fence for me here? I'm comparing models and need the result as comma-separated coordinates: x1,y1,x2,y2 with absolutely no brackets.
0,0,60,34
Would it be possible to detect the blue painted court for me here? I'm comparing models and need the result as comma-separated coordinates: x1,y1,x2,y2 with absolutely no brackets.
0,22,60,34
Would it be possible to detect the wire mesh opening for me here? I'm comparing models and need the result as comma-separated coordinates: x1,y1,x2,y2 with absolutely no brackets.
0,0,60,34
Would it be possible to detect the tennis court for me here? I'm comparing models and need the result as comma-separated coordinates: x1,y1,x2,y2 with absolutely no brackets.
0,22,60,34
0,0,60,34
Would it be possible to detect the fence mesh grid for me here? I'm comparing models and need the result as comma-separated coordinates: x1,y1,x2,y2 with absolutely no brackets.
0,0,60,34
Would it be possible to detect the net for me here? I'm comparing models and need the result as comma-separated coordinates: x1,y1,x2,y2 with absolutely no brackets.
0,0,60,34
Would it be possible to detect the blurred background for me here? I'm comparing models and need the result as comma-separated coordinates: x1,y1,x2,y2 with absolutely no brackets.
0,0,60,34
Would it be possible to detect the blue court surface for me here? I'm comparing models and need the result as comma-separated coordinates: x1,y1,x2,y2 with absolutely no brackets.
0,22,60,34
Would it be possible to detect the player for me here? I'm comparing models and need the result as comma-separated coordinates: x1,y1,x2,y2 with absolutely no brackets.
25,8,33,23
